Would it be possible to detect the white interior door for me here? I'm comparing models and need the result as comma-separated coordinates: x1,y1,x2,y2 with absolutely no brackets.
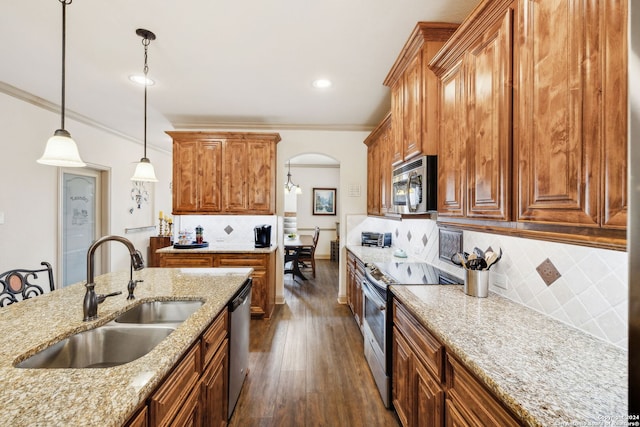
60,169,102,287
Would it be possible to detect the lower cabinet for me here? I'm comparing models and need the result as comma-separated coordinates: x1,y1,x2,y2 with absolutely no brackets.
346,250,364,330
124,308,229,427
392,299,520,427
158,251,275,319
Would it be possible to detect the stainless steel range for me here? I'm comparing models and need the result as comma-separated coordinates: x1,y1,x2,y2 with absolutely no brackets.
361,262,461,408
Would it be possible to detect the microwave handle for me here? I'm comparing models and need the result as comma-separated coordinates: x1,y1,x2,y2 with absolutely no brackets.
406,171,418,212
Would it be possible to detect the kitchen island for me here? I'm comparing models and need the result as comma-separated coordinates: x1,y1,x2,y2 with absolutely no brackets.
0,267,251,427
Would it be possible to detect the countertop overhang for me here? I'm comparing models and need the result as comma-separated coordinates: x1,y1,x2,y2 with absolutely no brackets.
0,267,252,427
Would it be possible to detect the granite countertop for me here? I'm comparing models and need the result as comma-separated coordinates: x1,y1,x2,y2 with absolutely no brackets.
0,267,251,427
391,285,628,427
157,243,277,254
346,245,423,264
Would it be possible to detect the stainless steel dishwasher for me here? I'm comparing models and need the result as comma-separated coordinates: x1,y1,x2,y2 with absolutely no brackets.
228,278,251,420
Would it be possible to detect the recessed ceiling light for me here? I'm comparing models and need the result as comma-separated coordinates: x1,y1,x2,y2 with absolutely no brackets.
312,79,332,89
129,74,155,86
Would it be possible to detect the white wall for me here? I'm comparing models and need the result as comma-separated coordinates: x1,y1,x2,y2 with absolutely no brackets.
0,91,173,283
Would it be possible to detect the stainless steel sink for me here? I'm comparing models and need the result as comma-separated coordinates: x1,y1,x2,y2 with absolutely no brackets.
16,325,174,369
115,300,204,324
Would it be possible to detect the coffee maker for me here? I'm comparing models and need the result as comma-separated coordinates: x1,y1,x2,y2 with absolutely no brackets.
254,224,272,248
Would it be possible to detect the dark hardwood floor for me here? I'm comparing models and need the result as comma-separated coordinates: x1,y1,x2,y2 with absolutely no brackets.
229,259,401,427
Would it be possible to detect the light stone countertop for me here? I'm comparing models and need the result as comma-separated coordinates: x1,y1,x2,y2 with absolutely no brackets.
391,285,628,427
156,243,277,254
0,267,252,427
346,245,424,264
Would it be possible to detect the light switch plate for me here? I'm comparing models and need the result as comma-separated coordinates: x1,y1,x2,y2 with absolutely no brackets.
0,211,4,224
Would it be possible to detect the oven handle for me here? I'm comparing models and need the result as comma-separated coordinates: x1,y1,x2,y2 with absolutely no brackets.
362,280,386,311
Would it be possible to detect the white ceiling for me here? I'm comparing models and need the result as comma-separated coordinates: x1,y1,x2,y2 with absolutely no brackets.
0,0,478,154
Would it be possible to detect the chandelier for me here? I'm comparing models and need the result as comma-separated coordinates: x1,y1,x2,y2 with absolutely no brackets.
284,161,301,194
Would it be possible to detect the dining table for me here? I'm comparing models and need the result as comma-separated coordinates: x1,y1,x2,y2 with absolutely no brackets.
284,235,314,281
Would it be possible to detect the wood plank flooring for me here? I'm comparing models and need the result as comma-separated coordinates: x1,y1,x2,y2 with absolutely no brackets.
229,259,401,427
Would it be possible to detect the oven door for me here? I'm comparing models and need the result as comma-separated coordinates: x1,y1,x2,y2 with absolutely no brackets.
361,278,390,407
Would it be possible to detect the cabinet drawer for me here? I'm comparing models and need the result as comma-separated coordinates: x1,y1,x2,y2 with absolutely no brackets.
393,301,444,382
215,254,266,269
159,254,215,268
150,343,202,427
446,354,520,426
202,308,228,369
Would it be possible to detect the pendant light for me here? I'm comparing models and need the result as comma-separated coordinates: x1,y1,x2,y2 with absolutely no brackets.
37,0,86,167
131,28,158,182
284,160,302,195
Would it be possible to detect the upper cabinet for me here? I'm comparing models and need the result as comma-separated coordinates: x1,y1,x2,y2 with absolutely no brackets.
429,0,627,250
167,131,280,215
365,113,392,216
515,0,627,230
384,23,458,165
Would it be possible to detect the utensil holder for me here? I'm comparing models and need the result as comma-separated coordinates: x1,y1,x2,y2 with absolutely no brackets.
464,270,489,298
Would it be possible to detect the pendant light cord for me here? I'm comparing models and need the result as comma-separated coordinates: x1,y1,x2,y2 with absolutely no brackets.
142,36,150,159
59,0,72,130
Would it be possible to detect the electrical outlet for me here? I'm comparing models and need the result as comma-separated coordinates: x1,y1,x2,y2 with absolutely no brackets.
490,272,508,290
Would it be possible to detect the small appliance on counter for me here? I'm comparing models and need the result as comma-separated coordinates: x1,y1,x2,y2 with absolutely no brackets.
254,224,272,248
361,231,392,248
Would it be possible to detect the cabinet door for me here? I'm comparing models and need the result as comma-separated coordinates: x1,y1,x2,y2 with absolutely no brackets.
215,253,272,319
516,0,599,226
170,387,200,427
415,358,444,427
159,254,215,268
246,140,275,213
438,60,466,217
391,82,404,165
222,140,248,212
466,10,512,220
201,339,228,427
445,399,471,427
601,0,628,229
402,52,423,161
380,125,393,214
392,328,413,427
173,140,198,213
199,140,223,212
367,141,381,215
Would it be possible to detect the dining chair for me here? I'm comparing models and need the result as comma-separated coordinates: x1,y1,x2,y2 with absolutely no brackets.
298,226,320,278
0,262,55,308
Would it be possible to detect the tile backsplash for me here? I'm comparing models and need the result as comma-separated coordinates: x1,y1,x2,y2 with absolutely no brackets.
174,215,278,246
346,215,628,349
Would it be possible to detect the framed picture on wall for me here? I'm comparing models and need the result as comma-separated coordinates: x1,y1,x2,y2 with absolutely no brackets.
313,188,336,215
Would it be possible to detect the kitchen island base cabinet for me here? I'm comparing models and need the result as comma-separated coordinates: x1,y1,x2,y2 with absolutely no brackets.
123,308,229,427
158,252,275,319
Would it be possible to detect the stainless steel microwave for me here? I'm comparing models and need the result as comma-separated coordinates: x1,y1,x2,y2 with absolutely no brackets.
391,155,437,214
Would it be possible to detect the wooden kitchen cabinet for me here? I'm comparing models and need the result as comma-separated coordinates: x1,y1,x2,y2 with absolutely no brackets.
148,237,172,267
365,113,392,216
392,299,520,427
346,250,364,331
392,301,445,427
201,339,229,427
516,0,627,229
167,131,280,215
445,355,519,427
431,6,513,221
215,253,275,319
159,251,275,319
384,23,458,165
428,0,627,250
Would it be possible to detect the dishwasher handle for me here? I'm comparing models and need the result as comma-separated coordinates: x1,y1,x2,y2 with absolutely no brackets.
230,279,252,311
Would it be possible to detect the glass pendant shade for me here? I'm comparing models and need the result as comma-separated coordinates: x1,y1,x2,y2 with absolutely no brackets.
37,129,86,167
131,157,158,182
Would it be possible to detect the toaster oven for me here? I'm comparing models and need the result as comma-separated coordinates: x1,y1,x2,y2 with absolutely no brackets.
361,232,392,248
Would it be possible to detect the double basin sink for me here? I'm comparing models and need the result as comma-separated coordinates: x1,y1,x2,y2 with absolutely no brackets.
16,300,204,369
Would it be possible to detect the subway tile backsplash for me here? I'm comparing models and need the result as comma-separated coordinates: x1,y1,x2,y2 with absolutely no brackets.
347,215,628,349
